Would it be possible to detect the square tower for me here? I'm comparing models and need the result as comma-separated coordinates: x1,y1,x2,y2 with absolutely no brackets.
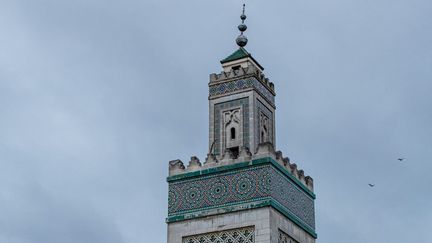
208,47,276,158
167,6,316,243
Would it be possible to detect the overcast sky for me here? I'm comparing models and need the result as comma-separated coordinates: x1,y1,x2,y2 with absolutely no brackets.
1,0,431,242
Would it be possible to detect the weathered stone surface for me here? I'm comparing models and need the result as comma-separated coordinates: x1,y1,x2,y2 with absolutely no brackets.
187,156,202,170
169,159,185,176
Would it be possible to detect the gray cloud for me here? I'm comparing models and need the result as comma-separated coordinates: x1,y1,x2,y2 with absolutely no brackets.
0,0,431,242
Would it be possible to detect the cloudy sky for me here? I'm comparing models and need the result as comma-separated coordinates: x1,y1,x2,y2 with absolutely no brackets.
1,0,431,242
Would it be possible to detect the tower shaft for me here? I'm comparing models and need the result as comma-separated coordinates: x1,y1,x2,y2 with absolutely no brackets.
166,6,316,243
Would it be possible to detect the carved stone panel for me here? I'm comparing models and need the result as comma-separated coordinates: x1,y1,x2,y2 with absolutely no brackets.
213,98,249,156
255,99,274,150
183,227,255,243
259,112,270,143
223,108,242,149
278,229,299,243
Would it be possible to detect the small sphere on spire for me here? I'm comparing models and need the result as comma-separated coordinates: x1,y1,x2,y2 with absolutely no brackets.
238,24,247,32
236,35,248,47
240,14,247,20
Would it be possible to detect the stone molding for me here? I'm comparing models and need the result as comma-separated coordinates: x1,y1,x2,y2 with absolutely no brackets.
168,147,314,192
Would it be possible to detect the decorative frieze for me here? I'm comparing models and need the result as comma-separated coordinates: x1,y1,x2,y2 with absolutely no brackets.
168,162,315,230
209,77,275,106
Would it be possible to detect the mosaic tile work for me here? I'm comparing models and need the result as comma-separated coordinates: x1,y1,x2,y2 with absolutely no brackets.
252,79,275,105
278,230,299,243
209,78,254,96
213,98,249,155
168,166,269,214
183,227,255,243
272,168,315,229
168,164,315,230
256,99,274,149
209,78,275,105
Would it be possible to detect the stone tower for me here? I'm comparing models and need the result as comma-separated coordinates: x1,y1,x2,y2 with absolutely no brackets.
167,5,316,243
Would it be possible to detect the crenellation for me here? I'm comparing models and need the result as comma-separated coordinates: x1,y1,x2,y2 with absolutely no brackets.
290,163,298,179
271,150,312,190
209,64,274,96
275,150,285,167
298,169,306,185
237,146,252,161
305,176,314,191
264,77,269,87
220,149,235,164
209,73,218,80
168,159,185,176
275,150,283,159
209,65,255,82
269,82,274,91
187,156,202,171
204,153,218,165
168,151,313,191
283,157,290,167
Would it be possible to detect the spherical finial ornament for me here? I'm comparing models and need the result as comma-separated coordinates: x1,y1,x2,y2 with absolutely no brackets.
236,35,248,47
235,4,248,47
238,24,247,32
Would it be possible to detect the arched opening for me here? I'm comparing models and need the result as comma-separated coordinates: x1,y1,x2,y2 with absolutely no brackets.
230,127,236,140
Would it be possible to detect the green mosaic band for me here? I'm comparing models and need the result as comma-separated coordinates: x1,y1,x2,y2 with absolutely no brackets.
167,157,316,238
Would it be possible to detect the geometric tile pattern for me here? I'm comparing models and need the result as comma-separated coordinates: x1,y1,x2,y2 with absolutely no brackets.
209,78,254,96
271,168,315,229
182,227,255,243
209,78,275,105
168,166,269,213
252,79,275,105
213,98,249,155
278,230,299,243
168,164,315,229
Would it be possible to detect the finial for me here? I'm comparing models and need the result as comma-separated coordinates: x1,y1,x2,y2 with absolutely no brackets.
236,4,248,47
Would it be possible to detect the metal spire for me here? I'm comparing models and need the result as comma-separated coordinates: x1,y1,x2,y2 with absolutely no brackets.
236,4,248,47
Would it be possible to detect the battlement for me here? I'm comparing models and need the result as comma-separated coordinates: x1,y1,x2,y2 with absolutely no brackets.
168,143,314,192
209,65,275,94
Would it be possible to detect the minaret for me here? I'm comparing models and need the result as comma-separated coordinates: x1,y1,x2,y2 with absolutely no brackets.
167,5,317,243
208,3,275,160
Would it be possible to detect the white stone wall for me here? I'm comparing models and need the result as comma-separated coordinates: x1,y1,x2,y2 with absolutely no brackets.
269,208,315,243
168,207,315,243
168,208,271,243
